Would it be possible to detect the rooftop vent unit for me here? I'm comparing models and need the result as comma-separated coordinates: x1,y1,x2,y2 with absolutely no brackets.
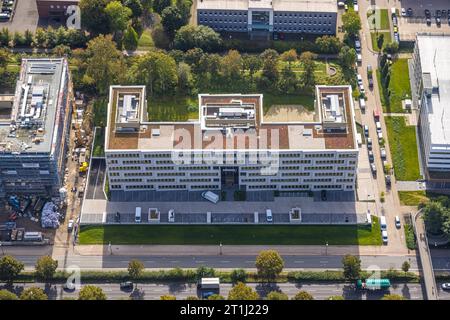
151,128,160,137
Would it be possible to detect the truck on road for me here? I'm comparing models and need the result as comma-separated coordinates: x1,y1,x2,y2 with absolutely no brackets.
356,279,391,290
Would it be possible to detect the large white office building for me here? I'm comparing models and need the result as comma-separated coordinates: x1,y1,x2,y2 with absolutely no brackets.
196,0,337,36
104,85,358,195
412,34,450,174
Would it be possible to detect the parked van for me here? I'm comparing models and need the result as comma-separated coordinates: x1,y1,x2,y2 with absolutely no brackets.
359,98,366,110
266,209,273,222
0,13,10,20
354,4,359,12
376,121,382,133
380,216,387,230
24,232,43,242
382,230,388,244
202,191,219,204
135,207,142,223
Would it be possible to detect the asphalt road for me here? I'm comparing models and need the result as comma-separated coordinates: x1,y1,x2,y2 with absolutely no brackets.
1,282,428,300
12,254,425,270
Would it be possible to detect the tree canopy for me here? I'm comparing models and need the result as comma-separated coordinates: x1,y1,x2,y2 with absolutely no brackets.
292,291,314,300
0,255,24,284
20,287,48,300
342,11,361,36
174,25,222,52
78,285,107,300
255,250,284,280
35,256,58,282
342,254,362,280
228,282,260,300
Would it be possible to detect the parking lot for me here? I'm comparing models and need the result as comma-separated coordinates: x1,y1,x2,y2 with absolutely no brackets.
400,0,450,17
0,0,39,32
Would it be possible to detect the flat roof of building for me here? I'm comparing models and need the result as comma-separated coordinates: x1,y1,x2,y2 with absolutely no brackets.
416,34,450,147
106,85,357,152
197,0,337,12
0,58,67,154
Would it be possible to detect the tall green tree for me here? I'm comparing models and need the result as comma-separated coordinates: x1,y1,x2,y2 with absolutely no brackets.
79,0,111,34
280,49,297,69
0,289,18,300
242,54,262,83
258,49,279,89
342,254,361,280
152,0,171,14
299,51,316,90
161,5,188,39
20,287,48,300
78,285,107,300
123,25,139,50
220,49,242,83
315,36,342,54
255,250,284,280
377,33,385,51
129,50,178,97
423,201,449,235
35,256,58,282
401,261,410,275
174,25,222,52
342,10,361,36
84,34,127,95
0,255,24,284
105,1,132,33
177,62,194,94
228,282,259,300
338,45,357,69
124,0,143,17
127,259,144,286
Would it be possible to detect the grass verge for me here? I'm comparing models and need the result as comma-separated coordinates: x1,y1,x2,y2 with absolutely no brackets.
370,31,392,52
385,116,420,181
79,216,382,245
404,223,416,250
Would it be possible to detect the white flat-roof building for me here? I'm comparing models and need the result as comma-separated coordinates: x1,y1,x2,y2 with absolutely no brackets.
197,0,337,36
104,85,358,199
412,34,450,174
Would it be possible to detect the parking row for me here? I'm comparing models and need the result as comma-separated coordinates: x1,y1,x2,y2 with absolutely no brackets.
0,0,15,22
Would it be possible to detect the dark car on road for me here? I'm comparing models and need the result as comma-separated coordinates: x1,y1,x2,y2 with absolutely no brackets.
426,17,431,25
120,281,134,290
425,9,430,18
407,8,413,16
436,17,441,26
436,10,442,18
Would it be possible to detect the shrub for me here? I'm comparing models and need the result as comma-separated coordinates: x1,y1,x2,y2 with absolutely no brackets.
230,269,247,283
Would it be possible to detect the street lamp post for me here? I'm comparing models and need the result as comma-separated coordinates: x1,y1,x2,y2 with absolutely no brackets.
325,241,328,256
219,242,223,256
109,241,112,255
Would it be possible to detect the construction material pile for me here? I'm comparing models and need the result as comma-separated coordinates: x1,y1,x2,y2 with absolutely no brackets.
41,202,60,228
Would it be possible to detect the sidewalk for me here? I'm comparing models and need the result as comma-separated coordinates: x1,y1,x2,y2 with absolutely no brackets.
55,244,414,257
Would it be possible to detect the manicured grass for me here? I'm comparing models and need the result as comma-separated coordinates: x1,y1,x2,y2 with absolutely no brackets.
385,116,420,181
92,127,105,157
137,29,154,51
370,31,392,52
398,191,429,206
262,92,315,113
404,224,416,250
388,59,412,113
148,96,199,121
367,9,390,30
79,216,382,245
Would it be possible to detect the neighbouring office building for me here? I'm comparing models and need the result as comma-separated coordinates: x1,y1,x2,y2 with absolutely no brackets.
0,58,73,197
36,0,79,21
196,0,337,37
104,85,358,196
412,34,450,175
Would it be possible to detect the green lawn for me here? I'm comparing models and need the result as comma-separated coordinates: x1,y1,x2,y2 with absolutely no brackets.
398,191,429,206
92,127,105,158
385,116,420,181
367,9,390,30
370,31,392,52
79,216,381,245
388,59,412,113
262,92,315,113
137,29,154,51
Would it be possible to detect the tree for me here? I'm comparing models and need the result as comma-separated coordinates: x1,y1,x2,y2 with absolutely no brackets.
401,261,410,275
292,291,314,300
208,294,225,300
45,26,57,48
24,30,33,46
123,25,139,50
228,282,260,300
20,287,48,300
161,5,188,39
105,1,132,33
195,266,216,279
338,45,357,69
280,49,297,69
0,289,18,300
152,24,171,49
266,291,288,300
127,259,144,285
258,49,279,89
0,255,24,284
328,295,344,300
342,254,361,280
79,0,111,34
124,0,143,17
33,28,46,48
382,294,406,300
423,201,448,235
0,27,11,47
278,66,297,94
342,10,361,36
152,0,171,14
299,51,317,90
35,256,58,282
78,285,107,300
230,268,247,283
377,33,385,51
255,250,284,280
13,32,25,46
220,49,242,83
177,62,194,94
85,34,127,95
383,42,399,54
160,295,176,300
315,36,342,54
174,25,222,52
242,54,262,82
129,50,178,97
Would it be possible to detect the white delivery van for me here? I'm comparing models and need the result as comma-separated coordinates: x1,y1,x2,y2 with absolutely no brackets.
354,4,359,12
380,216,387,230
135,207,142,223
359,98,366,110
266,209,273,222
376,121,382,133
202,191,219,204
382,230,388,244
